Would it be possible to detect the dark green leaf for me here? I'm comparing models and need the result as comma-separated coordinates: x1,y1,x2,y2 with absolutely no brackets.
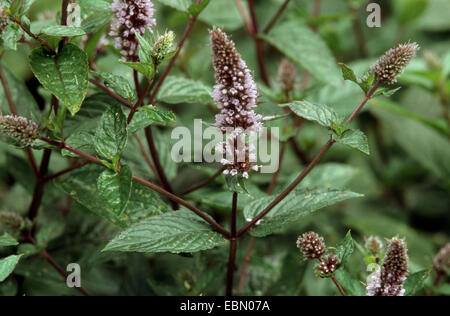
91,71,137,102
339,63,358,83
119,61,155,79
97,165,133,216
334,269,365,296
29,44,89,115
244,189,363,237
225,174,249,194
335,230,354,267
404,270,431,296
94,105,128,164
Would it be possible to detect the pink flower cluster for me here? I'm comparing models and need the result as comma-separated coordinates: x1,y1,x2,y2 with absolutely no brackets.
210,28,262,177
110,0,156,60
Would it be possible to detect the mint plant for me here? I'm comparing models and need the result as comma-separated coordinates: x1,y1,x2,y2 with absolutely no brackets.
0,0,447,297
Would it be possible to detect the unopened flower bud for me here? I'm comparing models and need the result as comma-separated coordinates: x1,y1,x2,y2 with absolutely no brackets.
0,115,39,148
368,237,408,296
315,255,340,278
153,31,175,64
278,58,297,92
296,232,326,260
433,243,450,274
371,42,419,84
365,236,383,256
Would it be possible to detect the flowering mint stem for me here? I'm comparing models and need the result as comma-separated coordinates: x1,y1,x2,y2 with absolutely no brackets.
247,0,271,87
263,0,291,34
226,192,239,296
237,79,382,237
148,0,204,104
37,136,231,238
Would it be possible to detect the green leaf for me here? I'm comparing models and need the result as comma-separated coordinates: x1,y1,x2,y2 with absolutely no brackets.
335,129,370,155
103,210,226,253
0,233,18,247
91,71,137,102
261,20,341,85
97,165,133,216
335,230,354,267
225,174,249,194
40,25,86,37
61,130,96,158
58,164,169,227
404,270,431,296
198,0,243,31
243,189,363,237
94,105,128,164
128,105,176,132
119,60,155,79
29,44,89,115
0,255,22,282
156,76,213,104
35,221,64,248
281,101,339,128
373,87,402,98
334,269,365,296
339,63,358,83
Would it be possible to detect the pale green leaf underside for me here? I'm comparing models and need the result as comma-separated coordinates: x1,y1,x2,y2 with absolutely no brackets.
29,44,89,115
156,76,213,104
0,255,22,282
103,210,226,253
244,189,363,237
261,20,341,84
0,233,19,247
282,101,339,128
41,25,87,37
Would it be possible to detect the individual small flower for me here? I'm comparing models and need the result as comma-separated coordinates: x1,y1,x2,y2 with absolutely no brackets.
152,31,175,64
315,255,340,278
296,232,327,260
368,237,408,296
365,236,384,256
0,115,39,148
371,42,420,84
109,0,156,60
210,27,262,177
277,58,297,92
433,243,450,274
